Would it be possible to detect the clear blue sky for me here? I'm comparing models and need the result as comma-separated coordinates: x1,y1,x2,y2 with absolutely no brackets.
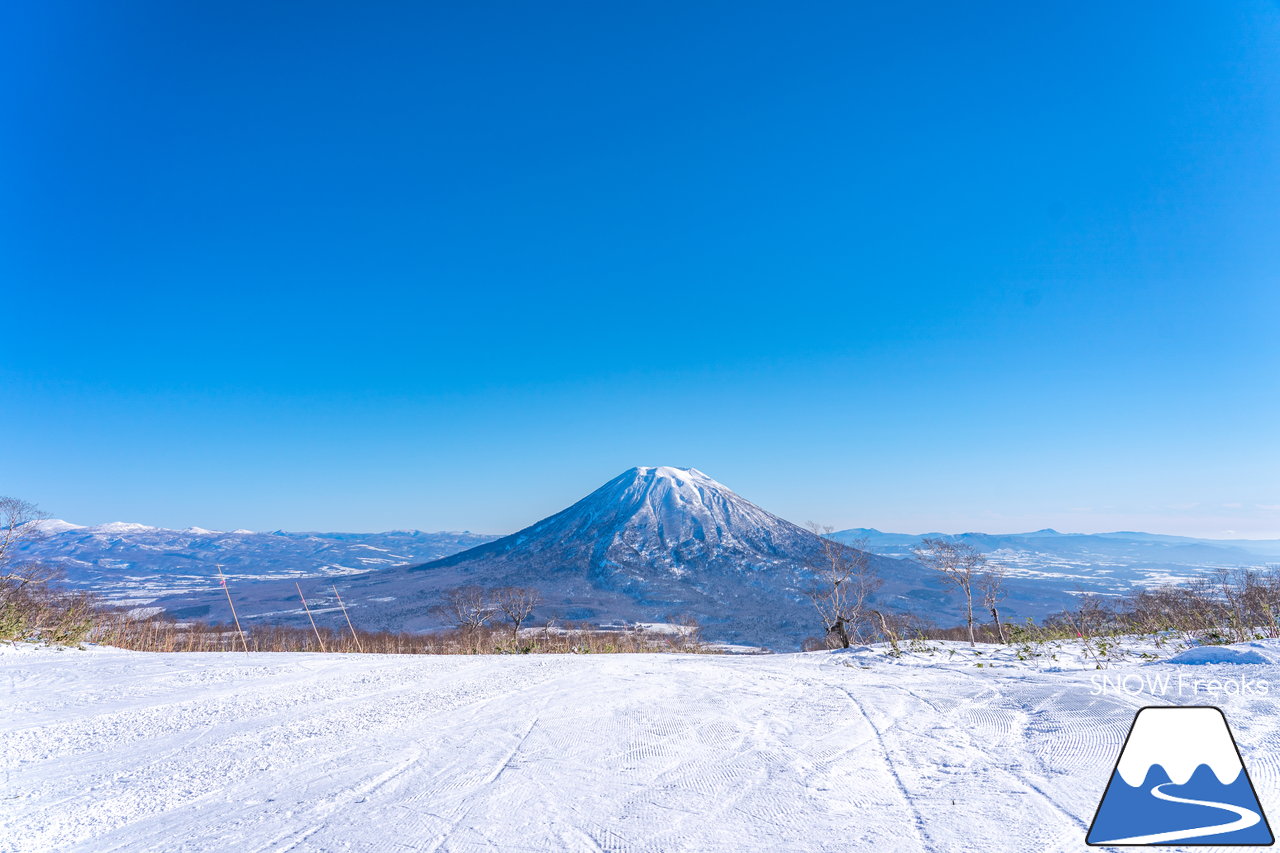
3,2,1278,538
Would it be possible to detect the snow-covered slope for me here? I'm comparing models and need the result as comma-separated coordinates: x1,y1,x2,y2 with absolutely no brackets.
8,639,1280,852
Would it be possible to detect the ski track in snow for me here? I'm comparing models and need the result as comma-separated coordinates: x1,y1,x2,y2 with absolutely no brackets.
3,643,1279,852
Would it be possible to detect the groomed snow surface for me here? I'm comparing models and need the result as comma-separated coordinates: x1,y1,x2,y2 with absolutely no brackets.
5,640,1280,852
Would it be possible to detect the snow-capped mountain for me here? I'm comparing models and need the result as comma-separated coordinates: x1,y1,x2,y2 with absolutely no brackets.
12,522,497,603
377,466,948,646
420,466,854,580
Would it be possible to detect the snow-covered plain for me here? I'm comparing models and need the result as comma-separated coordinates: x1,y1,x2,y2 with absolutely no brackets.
5,640,1280,852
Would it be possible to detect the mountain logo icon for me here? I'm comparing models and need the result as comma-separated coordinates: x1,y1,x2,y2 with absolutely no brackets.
1087,706,1274,846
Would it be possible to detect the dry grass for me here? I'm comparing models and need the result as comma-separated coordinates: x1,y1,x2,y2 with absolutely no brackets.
33,565,1280,657
2,566,716,655
89,611,716,655
1,564,97,646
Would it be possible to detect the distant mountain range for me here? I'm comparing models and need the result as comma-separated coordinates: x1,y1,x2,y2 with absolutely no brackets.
834,526,1280,561
831,527,1280,590
13,468,1280,649
15,522,497,604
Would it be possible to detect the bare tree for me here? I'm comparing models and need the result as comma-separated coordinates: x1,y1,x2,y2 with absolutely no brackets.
913,537,984,646
0,498,58,635
493,586,540,639
1071,593,1110,640
805,525,882,649
0,562,62,610
978,560,1008,644
0,497,48,573
0,498,97,646
435,585,495,631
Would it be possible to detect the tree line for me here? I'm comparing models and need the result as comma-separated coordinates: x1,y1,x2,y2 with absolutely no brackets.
805,525,1007,649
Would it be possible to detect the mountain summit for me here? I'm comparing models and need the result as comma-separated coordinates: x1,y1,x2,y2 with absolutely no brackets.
417,466,831,583
398,466,926,646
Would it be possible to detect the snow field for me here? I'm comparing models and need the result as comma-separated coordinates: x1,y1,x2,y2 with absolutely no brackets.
4,640,1280,852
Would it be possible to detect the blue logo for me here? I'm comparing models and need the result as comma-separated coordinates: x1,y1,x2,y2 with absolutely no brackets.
1087,706,1273,846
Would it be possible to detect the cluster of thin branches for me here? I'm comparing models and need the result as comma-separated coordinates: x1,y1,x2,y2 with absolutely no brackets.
911,538,1008,646
0,562,98,646
914,567,1280,653
0,497,98,645
801,609,918,653
804,526,890,649
1063,567,1280,645
434,585,542,638
804,529,1011,651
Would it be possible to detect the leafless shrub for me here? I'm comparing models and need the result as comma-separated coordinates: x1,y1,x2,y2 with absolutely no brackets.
978,560,1009,643
0,499,97,647
918,623,1009,644
871,609,919,655
805,525,881,648
435,585,496,631
912,538,985,646
919,567,1280,653
0,496,48,568
801,636,829,652
0,563,97,646
493,586,540,639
